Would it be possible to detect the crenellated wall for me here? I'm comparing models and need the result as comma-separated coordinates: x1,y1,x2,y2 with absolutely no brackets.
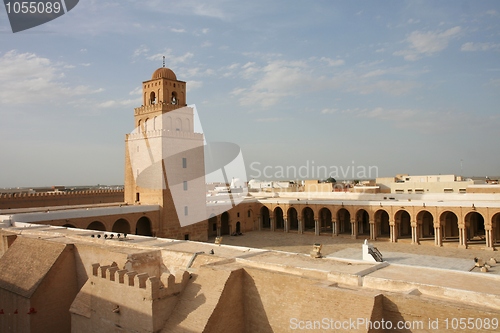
71,262,190,333
0,190,124,210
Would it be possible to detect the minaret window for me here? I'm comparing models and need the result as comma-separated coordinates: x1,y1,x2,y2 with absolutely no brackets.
171,92,177,105
150,91,156,105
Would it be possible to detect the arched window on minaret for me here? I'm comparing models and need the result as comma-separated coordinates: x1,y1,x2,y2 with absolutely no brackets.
171,92,178,105
150,91,156,105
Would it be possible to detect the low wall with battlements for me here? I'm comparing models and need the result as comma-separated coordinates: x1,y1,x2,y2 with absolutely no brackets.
0,190,124,210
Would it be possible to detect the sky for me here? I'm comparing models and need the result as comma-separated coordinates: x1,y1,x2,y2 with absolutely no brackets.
0,0,499,187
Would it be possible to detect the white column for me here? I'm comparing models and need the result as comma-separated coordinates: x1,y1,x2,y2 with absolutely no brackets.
459,227,467,249
351,219,357,239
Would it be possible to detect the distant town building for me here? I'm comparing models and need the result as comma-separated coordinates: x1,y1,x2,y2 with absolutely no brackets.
248,179,300,192
376,174,475,194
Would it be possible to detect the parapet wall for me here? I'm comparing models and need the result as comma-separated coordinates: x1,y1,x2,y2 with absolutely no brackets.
0,190,124,209
71,262,190,332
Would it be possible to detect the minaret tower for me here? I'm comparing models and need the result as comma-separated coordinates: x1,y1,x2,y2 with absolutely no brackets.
135,64,187,129
124,65,207,240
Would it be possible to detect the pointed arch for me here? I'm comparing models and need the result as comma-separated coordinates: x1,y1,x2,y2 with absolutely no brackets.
356,209,370,236
274,207,284,229
375,209,390,237
221,212,230,235
319,207,332,234
395,210,411,238
261,206,270,229
337,208,351,234
287,207,298,231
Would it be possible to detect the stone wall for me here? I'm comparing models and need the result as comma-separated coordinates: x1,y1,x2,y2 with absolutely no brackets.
0,190,124,210
242,267,383,333
382,293,500,333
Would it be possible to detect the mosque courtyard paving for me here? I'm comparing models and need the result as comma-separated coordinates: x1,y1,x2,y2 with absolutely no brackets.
207,231,500,275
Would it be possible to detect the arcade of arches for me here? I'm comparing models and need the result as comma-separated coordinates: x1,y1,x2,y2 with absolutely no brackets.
84,216,153,237
208,202,500,250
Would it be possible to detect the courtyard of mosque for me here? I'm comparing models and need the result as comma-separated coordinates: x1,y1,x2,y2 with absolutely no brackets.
209,230,500,275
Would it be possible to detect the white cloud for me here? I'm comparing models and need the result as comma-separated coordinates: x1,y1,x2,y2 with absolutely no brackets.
361,107,416,121
486,9,498,16
187,80,203,91
344,106,487,134
129,86,142,95
132,45,150,58
354,80,418,96
461,42,500,52
232,56,418,107
220,64,238,78
395,26,461,61
0,50,100,105
242,62,255,69
487,78,500,88
140,0,229,19
146,49,194,66
170,28,186,33
233,60,315,107
182,67,215,78
320,57,345,67
97,98,140,108
321,108,338,114
362,69,387,78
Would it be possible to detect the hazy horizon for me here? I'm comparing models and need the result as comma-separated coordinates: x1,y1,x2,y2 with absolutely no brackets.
1,1,499,188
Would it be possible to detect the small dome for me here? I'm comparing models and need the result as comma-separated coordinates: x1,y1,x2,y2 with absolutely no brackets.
152,67,177,80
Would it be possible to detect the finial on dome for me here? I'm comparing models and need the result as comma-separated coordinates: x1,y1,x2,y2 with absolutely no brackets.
162,56,165,68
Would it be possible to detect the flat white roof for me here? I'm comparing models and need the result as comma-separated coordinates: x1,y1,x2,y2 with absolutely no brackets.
3,205,160,224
